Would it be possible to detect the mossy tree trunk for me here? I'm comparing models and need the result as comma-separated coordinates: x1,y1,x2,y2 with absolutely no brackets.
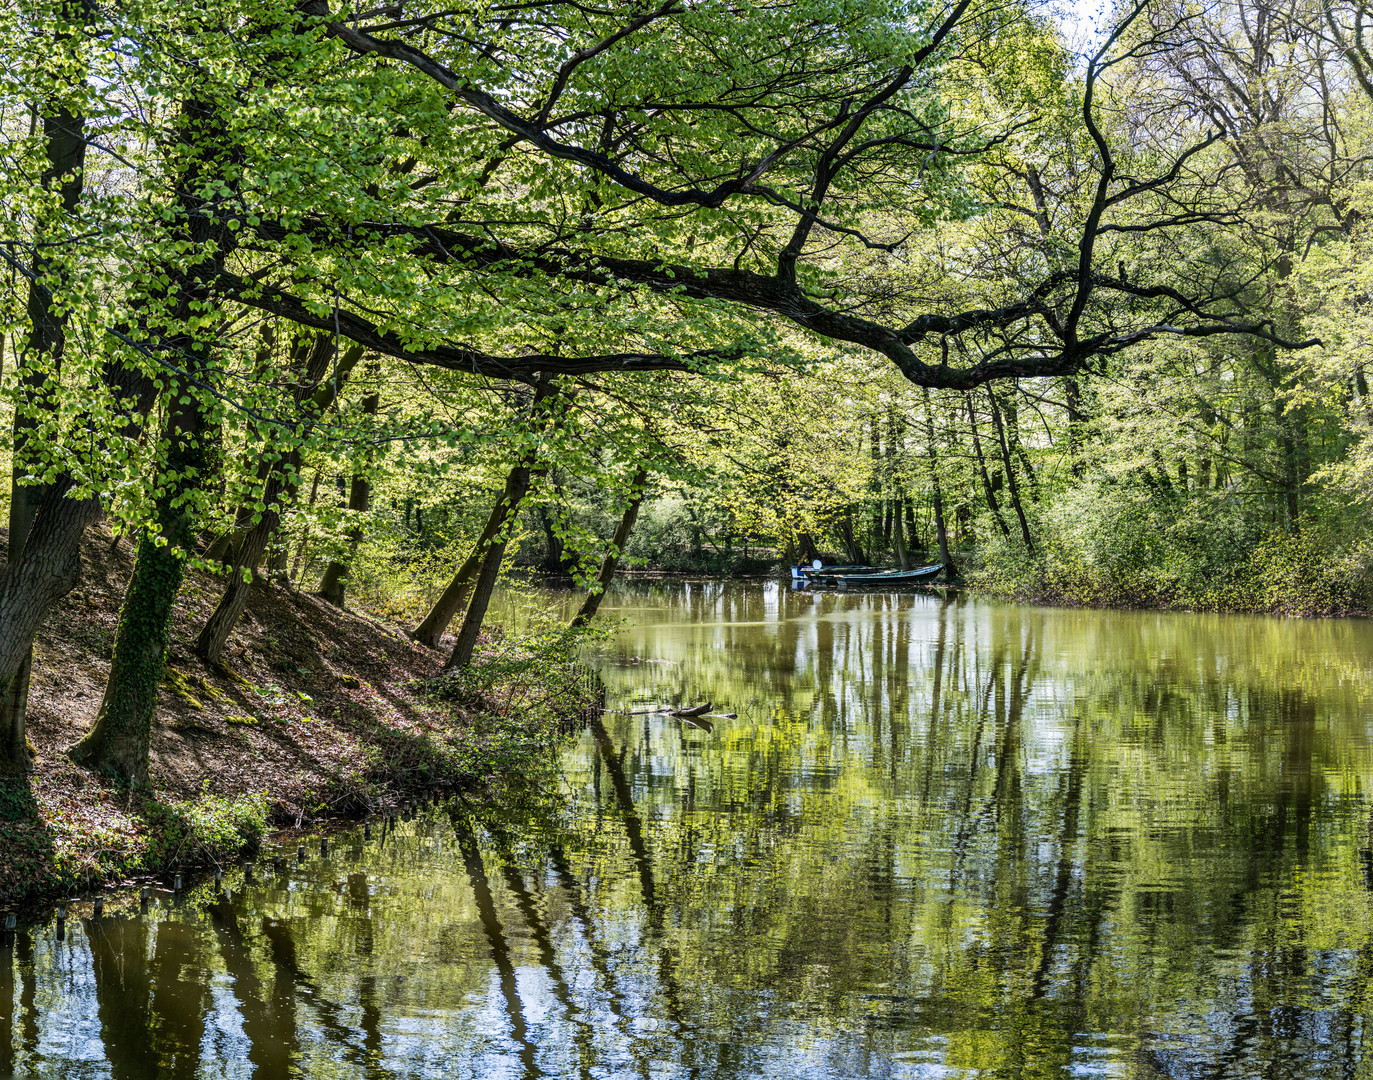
71,93,239,780
70,358,209,781
69,526,191,783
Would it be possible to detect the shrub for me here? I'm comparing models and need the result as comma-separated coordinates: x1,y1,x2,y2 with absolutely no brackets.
971,482,1370,615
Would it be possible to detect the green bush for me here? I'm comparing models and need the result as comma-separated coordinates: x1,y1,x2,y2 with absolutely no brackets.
140,791,269,868
971,483,1369,615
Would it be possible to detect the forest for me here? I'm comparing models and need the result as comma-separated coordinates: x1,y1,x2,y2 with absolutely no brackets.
2,0,1372,799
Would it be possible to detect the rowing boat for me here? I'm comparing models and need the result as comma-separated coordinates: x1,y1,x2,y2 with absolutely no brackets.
805,563,943,585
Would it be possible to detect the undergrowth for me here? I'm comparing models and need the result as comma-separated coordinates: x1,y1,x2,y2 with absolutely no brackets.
0,781,268,903
406,619,607,796
970,489,1370,616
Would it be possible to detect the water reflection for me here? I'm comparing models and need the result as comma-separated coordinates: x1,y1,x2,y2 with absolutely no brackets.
5,584,1373,1078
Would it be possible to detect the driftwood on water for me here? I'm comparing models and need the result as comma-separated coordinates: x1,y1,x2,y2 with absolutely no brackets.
626,701,714,717
667,701,712,717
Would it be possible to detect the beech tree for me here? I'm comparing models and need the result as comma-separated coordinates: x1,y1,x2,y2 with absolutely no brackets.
0,0,1339,783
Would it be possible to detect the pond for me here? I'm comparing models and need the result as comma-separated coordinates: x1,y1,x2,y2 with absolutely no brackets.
4,582,1373,1078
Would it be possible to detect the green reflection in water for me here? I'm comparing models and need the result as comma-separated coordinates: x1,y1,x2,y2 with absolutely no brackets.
4,583,1373,1079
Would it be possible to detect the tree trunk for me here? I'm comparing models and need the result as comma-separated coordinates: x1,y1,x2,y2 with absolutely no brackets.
537,504,566,573
988,388,1034,554
3,16,89,771
72,350,210,781
869,415,884,559
921,389,956,578
193,465,290,663
1063,376,1085,479
1279,402,1301,531
966,392,1012,540
571,469,648,627
69,533,190,783
319,392,380,606
904,501,922,554
193,341,362,664
837,509,865,565
412,376,559,647
74,83,259,776
266,532,290,579
892,496,910,569
796,531,820,565
289,469,323,582
0,481,103,769
1000,386,1039,501
443,536,508,670
412,462,535,648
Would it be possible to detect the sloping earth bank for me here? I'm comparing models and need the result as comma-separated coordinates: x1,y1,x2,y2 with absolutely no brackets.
0,526,586,906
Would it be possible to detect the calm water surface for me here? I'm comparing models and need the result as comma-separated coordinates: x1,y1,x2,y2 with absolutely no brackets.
4,583,1373,1079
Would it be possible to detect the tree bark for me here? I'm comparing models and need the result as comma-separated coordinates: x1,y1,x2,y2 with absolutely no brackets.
869,414,884,559
412,376,559,647
412,461,535,647
988,387,1034,554
536,504,567,573
903,501,922,553
442,535,508,670
289,468,323,582
0,341,155,767
0,482,103,722
69,531,190,781
2,11,90,771
1063,376,1085,479
892,496,910,569
194,341,362,663
571,468,649,627
1002,388,1039,501
319,391,380,606
74,84,256,775
837,509,865,565
966,392,1012,540
921,388,956,578
71,367,210,781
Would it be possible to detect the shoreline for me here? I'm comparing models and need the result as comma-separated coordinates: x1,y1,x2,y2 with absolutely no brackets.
526,565,1369,619
0,527,594,913
5,544,1359,913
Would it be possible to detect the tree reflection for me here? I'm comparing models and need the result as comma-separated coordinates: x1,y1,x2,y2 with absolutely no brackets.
450,809,541,1079
0,927,12,1075
16,589,1373,1078
209,897,298,1079
85,917,156,1080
